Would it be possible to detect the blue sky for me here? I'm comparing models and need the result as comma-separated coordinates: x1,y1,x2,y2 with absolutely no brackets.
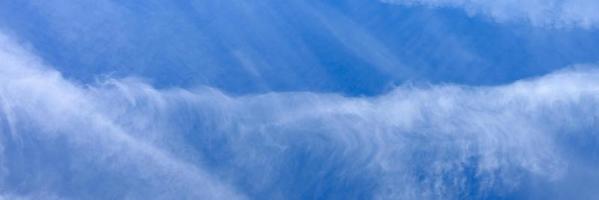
0,0,599,199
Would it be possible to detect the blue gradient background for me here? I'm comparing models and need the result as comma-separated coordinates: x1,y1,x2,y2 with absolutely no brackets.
0,0,598,199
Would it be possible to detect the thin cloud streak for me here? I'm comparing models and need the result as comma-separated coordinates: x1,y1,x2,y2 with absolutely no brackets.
382,0,599,29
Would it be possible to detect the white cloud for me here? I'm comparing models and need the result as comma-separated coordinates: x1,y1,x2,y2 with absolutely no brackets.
0,32,246,200
1,31,599,199
382,0,599,29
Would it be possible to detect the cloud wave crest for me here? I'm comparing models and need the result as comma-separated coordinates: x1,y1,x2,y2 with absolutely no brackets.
1,32,599,199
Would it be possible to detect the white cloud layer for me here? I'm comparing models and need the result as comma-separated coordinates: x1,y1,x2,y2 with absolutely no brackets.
1,31,599,199
382,0,599,29
0,32,246,200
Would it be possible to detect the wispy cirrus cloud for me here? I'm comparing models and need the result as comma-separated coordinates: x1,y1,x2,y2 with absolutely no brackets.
1,31,599,199
0,32,246,200
382,0,599,29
